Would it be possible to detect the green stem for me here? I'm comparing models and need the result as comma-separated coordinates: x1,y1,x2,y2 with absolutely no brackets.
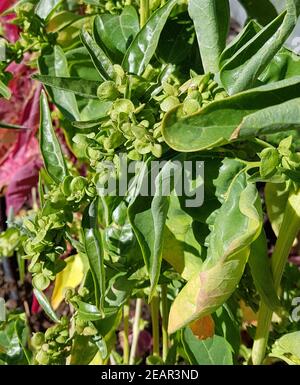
129,298,143,365
140,0,150,28
161,284,169,362
123,301,130,365
252,190,300,365
151,292,160,357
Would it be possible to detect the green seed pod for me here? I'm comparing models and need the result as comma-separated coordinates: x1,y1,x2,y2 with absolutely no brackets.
151,143,163,158
70,176,88,192
113,64,125,84
103,131,124,150
78,287,89,297
82,326,98,336
259,148,280,178
131,124,147,140
86,147,101,161
162,81,177,96
32,332,45,348
41,343,50,352
113,99,135,115
61,175,73,196
28,262,42,274
187,90,202,103
64,287,75,301
128,149,142,161
183,99,200,115
32,273,50,291
85,184,96,198
97,81,119,101
160,96,180,112
201,91,211,100
36,350,50,365
135,140,152,155
56,335,67,344
214,91,227,101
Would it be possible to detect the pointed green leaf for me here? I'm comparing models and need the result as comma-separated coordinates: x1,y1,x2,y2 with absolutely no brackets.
33,288,60,323
33,74,100,99
265,182,290,237
188,0,230,73
81,29,115,81
128,160,171,299
220,0,300,94
82,198,106,315
94,6,139,60
248,230,281,312
122,0,177,75
39,90,68,184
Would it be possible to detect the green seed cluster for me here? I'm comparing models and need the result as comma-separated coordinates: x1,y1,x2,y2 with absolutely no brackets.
79,69,227,171
23,176,95,291
32,317,71,365
259,136,300,180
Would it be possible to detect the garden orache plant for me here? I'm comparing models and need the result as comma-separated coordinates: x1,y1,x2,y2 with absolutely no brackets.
1,0,300,366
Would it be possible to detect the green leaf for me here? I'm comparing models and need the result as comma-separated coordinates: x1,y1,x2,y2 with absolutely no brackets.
270,331,300,364
260,48,300,83
232,97,300,140
94,6,139,60
248,230,281,312
70,335,98,365
265,182,290,236
81,29,115,81
38,46,80,121
0,79,11,100
162,76,300,152
33,288,60,323
168,173,262,333
0,314,30,365
35,0,61,20
156,18,194,65
39,90,68,184
82,198,106,315
220,0,300,94
33,74,100,99
72,300,102,321
238,0,278,25
128,161,170,300
162,195,203,281
122,0,177,75
188,0,230,73
219,20,261,69
182,328,233,365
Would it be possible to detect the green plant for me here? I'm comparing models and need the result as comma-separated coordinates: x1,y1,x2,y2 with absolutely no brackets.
2,0,300,365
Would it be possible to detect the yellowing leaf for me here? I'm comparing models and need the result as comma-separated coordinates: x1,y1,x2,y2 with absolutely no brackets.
51,254,84,310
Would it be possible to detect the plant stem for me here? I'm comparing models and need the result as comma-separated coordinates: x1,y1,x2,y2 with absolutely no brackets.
252,190,300,365
151,291,160,357
129,298,143,365
123,301,130,364
140,0,149,28
161,284,169,362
